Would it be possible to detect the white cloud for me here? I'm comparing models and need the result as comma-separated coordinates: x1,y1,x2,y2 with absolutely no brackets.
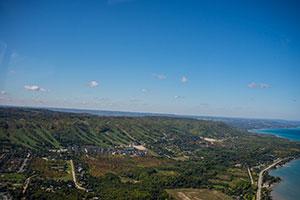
24,85,46,92
247,82,257,88
174,95,184,99
88,80,99,88
181,76,188,83
153,74,166,80
141,88,148,93
0,90,7,95
247,82,271,89
259,83,271,89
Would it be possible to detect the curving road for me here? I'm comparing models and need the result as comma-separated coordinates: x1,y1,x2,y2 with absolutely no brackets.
256,159,284,200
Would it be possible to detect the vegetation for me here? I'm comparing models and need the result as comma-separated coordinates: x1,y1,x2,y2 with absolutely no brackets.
166,188,232,200
30,158,72,181
0,107,300,199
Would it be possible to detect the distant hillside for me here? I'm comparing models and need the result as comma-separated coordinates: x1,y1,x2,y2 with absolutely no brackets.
0,107,239,150
1,107,300,166
196,116,300,130
49,107,300,130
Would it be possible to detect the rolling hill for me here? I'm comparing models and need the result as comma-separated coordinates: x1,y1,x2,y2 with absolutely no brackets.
1,107,300,166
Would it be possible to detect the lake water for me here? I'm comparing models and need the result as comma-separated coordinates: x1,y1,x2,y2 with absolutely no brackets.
254,128,300,200
254,128,300,141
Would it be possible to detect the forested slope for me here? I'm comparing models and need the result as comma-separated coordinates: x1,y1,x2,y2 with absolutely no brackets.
1,107,300,166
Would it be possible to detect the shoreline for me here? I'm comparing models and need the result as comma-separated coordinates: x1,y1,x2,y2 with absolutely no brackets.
256,156,299,200
249,127,300,134
248,129,286,141
249,128,300,143
251,127,300,200
267,157,300,200
250,126,300,131
256,158,288,200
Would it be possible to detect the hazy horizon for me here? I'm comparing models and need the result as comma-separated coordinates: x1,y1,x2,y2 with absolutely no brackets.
1,104,300,122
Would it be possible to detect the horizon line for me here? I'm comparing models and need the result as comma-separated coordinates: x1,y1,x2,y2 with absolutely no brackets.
1,104,299,122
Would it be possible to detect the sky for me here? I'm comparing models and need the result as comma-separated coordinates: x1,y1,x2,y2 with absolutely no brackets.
0,0,299,120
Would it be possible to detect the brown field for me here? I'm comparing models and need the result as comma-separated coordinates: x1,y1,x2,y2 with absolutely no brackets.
133,156,171,167
166,188,232,200
30,158,72,181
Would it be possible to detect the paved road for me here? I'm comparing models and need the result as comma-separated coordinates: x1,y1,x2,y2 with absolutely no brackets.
70,160,86,191
256,159,284,200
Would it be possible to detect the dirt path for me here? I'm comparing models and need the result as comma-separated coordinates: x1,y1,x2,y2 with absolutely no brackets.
22,174,37,194
256,159,284,200
247,167,254,185
70,160,86,191
177,192,192,200
18,153,30,173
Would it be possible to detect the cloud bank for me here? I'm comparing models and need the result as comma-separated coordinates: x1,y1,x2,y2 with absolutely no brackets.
24,85,46,92
174,95,184,99
181,76,188,83
88,80,99,88
247,82,271,89
153,74,166,80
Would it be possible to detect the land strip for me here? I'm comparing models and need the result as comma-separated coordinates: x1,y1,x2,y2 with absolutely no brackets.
70,160,86,191
256,159,284,200
247,167,254,185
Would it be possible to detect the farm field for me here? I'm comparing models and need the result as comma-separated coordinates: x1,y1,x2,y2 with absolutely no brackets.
166,188,232,200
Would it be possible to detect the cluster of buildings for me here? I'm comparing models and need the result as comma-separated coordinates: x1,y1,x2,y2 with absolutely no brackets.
67,143,148,157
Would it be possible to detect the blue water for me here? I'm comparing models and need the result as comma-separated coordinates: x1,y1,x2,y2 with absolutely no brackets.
269,159,300,200
254,128,300,200
254,127,300,141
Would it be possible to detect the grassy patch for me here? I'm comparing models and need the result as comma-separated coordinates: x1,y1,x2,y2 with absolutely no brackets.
30,158,72,181
0,173,26,184
84,155,172,177
166,188,232,200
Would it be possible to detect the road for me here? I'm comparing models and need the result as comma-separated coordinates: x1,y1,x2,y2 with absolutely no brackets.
22,174,37,194
247,167,254,185
70,160,86,191
18,153,31,173
256,159,284,200
177,192,191,200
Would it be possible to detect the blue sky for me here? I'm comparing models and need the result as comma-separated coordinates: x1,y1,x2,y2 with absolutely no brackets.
0,0,299,120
